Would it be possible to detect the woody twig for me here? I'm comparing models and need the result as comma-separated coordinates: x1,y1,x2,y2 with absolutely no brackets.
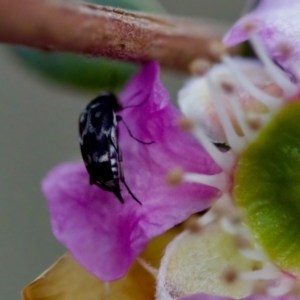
0,0,238,73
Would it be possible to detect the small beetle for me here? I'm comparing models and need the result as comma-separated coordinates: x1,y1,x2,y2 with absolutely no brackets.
79,92,144,204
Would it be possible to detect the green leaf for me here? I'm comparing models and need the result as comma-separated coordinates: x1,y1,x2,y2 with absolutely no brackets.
234,101,300,276
11,0,165,91
93,0,164,11
12,49,136,91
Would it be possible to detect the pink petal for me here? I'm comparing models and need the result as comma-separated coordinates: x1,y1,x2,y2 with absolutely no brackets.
43,62,221,281
223,0,300,73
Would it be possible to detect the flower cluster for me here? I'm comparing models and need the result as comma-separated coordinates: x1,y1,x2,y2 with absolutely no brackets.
22,1,300,300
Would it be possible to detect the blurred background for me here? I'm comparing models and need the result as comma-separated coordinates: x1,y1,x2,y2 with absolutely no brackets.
0,0,247,299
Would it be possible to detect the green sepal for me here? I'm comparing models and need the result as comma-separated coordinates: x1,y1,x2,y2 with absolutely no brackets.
234,101,300,276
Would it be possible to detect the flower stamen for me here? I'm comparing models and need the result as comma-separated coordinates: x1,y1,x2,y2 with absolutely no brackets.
192,126,235,172
267,276,295,297
177,25,300,298
183,172,229,192
207,75,247,153
219,216,241,235
239,248,267,262
222,84,256,141
137,257,158,278
104,282,110,296
239,263,279,281
249,34,298,96
234,233,251,249
198,211,216,226
222,55,281,110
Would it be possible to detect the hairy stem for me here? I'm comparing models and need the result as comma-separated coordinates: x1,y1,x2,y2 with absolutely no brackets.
0,0,238,73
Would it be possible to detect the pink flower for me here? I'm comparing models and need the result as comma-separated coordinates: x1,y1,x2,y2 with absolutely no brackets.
26,4,300,300
42,62,220,281
223,0,300,77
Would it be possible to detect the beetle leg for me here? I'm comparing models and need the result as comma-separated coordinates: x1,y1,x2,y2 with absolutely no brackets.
118,117,154,145
119,161,125,181
120,175,142,205
118,159,141,205
118,145,123,162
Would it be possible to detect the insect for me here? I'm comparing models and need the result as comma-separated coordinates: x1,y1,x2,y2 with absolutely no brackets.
79,92,148,204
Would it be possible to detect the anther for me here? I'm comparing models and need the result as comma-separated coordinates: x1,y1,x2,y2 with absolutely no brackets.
226,91,256,142
167,168,183,186
209,41,227,60
189,59,211,75
221,82,235,94
252,280,268,295
235,233,251,249
222,266,239,284
277,42,293,59
184,215,203,233
178,116,194,132
246,113,269,131
290,281,300,296
243,21,258,33
246,115,262,130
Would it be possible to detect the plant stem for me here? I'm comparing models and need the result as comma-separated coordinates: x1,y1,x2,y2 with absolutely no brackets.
0,0,237,73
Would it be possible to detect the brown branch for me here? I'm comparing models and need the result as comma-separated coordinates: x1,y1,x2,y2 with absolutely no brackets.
0,0,238,73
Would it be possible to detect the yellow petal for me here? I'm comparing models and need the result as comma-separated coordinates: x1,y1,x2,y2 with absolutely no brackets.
141,224,184,268
22,226,183,300
22,252,154,300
